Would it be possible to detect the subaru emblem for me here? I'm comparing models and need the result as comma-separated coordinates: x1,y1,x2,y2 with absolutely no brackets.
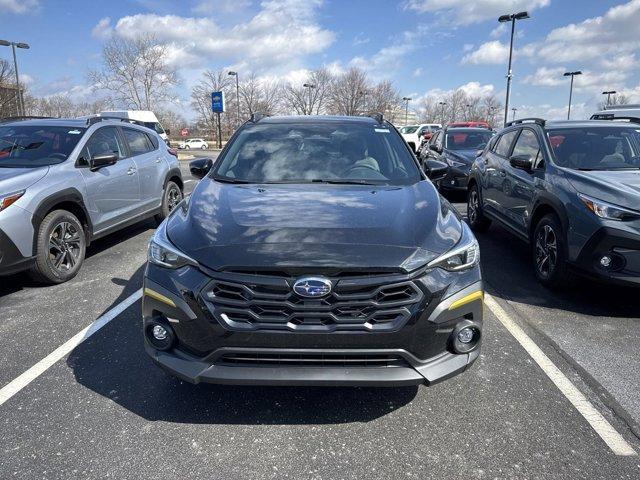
293,277,332,298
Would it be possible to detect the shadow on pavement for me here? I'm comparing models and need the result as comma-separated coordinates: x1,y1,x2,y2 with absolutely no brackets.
67,265,418,425
478,223,639,318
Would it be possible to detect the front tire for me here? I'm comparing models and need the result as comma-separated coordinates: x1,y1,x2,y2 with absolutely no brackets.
29,210,86,284
466,184,491,232
201,145,207,150
532,214,571,289
155,181,183,224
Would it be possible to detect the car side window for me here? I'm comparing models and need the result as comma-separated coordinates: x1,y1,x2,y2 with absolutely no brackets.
495,130,518,157
512,129,541,162
123,128,153,156
81,127,125,166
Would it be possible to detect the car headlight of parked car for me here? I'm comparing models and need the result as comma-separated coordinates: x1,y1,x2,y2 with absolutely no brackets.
427,223,480,271
578,194,640,222
148,220,198,269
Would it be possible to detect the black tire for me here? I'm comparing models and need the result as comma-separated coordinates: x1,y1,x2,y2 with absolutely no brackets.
185,145,190,150
201,145,207,150
466,184,491,232
532,213,571,289
155,181,183,224
29,210,86,284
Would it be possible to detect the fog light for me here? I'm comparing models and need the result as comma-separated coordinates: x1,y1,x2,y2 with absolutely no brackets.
152,325,168,340
457,327,475,344
146,321,175,351
599,255,612,268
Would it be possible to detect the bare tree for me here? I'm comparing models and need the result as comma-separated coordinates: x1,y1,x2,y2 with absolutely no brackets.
367,80,402,117
156,108,186,137
597,92,631,110
239,73,281,117
190,69,233,144
327,67,368,116
89,34,179,110
417,90,502,127
282,67,334,115
0,59,19,117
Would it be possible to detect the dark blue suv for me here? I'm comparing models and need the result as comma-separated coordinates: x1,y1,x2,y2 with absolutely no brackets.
467,118,640,288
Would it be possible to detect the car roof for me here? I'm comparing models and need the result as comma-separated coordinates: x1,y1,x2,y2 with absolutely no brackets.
0,118,89,128
544,120,640,129
257,115,381,125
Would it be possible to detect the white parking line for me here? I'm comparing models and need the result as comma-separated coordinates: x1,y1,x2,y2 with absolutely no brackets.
0,289,142,407
485,293,636,456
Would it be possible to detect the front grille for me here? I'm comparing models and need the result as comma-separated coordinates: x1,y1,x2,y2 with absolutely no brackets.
218,352,409,368
201,272,426,332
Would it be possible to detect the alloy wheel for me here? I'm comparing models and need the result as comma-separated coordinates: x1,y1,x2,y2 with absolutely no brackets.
167,186,182,212
48,221,82,272
468,190,479,224
535,224,558,278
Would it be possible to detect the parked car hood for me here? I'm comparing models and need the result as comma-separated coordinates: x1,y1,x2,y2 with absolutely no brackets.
444,149,478,165
564,168,640,210
0,166,49,192
167,179,462,272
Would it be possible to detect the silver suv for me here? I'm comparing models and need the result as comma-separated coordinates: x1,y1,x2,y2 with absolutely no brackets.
0,116,183,284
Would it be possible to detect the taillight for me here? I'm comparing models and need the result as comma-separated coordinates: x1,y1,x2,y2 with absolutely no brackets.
168,148,178,158
0,190,25,211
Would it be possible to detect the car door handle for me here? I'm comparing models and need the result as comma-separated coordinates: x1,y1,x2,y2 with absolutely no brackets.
127,167,136,175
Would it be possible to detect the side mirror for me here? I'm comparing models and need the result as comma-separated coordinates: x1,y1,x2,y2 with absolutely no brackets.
509,154,534,172
189,158,213,179
89,153,118,171
423,159,448,182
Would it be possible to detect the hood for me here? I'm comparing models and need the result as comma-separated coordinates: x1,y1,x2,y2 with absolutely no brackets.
0,166,49,193
444,149,478,166
167,180,462,272
564,168,640,210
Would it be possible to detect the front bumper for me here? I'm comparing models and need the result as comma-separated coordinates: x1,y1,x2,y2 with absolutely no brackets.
574,226,640,286
0,220,35,276
142,263,484,387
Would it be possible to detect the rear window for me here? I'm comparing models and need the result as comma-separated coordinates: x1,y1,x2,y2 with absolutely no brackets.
547,126,640,171
123,128,154,155
0,125,86,168
445,130,493,151
494,130,518,157
213,121,422,185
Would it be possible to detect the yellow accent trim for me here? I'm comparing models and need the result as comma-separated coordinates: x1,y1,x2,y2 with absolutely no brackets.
448,290,484,311
144,288,176,307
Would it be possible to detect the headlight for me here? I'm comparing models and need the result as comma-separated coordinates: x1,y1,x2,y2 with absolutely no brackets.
0,190,25,212
578,194,640,221
148,220,198,269
427,223,480,271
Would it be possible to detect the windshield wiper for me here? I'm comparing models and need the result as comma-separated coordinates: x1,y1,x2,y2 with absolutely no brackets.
212,176,252,184
310,179,378,185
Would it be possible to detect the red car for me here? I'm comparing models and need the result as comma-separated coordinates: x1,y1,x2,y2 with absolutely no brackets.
448,121,491,129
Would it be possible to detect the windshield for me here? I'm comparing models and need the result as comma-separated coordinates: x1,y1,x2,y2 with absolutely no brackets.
212,121,421,185
0,125,86,168
445,130,493,151
400,126,419,134
547,127,640,170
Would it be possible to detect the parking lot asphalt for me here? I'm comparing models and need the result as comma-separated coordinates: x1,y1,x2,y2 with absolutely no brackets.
1,162,639,479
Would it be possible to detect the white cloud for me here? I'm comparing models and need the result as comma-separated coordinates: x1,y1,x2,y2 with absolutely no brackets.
422,81,496,100
352,34,370,46
20,73,35,85
107,0,335,71
192,0,250,14
403,0,549,25
489,23,506,38
91,17,113,40
514,103,590,121
0,0,39,14
413,68,422,77
524,67,628,94
462,43,474,52
461,41,509,65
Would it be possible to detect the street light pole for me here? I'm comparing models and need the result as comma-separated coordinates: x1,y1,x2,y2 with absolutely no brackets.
564,71,582,120
303,83,316,115
511,107,517,122
438,101,447,124
359,90,367,114
465,104,472,121
402,97,412,125
0,39,30,116
498,12,529,127
227,71,240,127
602,90,616,107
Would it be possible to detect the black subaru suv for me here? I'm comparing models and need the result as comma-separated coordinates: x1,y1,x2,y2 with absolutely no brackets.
467,118,640,288
142,114,484,386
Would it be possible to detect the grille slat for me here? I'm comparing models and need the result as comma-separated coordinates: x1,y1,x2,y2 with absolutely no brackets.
218,352,409,368
203,273,425,332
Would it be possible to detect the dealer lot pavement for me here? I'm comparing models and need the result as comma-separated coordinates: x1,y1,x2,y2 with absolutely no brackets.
0,164,639,479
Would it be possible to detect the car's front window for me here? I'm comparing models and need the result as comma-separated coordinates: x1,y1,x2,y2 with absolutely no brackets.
0,125,86,168
445,131,494,151
547,126,640,170
212,121,422,185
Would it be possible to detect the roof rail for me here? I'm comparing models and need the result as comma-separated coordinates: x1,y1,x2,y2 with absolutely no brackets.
250,113,268,123
0,115,55,124
505,117,546,128
369,112,384,124
604,104,640,110
590,114,640,124
85,115,146,127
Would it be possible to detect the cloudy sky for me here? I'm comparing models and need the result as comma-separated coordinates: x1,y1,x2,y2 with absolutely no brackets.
2,0,640,120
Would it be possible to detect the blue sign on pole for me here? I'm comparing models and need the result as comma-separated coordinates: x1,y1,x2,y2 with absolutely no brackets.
211,91,225,113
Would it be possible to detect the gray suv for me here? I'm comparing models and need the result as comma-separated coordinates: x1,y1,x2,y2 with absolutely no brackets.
467,118,640,288
0,116,183,283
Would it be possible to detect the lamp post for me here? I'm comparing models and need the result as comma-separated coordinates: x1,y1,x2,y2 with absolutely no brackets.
402,97,412,125
511,107,518,122
465,104,472,121
563,71,582,120
358,90,367,114
227,71,240,126
498,11,529,127
438,101,447,124
602,90,616,107
303,83,316,115
0,39,30,116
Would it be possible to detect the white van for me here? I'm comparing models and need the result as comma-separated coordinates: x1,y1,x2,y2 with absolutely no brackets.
100,110,170,145
591,104,640,122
